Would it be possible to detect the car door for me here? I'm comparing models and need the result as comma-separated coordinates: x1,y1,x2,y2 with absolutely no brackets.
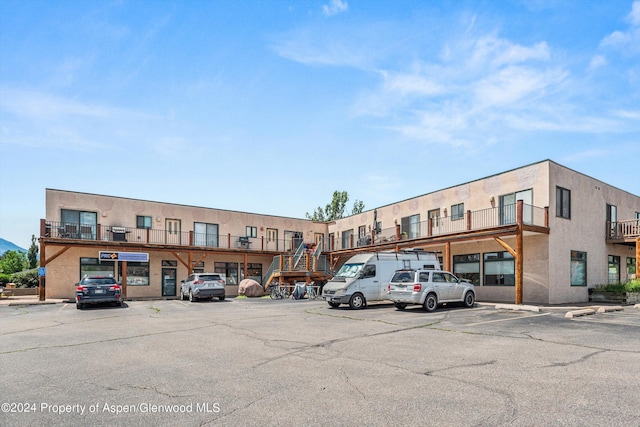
442,272,463,300
359,264,379,301
431,272,450,300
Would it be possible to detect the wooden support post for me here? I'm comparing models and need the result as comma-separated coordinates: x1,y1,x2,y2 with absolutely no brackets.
466,210,472,231
428,217,433,237
121,261,128,298
189,231,194,246
544,206,549,228
516,200,524,305
371,229,375,246
395,223,401,241
243,253,248,281
38,240,46,301
445,242,451,272
636,237,639,279
188,252,193,275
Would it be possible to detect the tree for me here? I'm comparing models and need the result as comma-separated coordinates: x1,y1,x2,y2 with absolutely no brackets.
0,250,28,274
28,235,39,269
306,191,365,221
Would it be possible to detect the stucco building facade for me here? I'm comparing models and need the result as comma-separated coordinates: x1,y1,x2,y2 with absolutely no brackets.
39,160,639,304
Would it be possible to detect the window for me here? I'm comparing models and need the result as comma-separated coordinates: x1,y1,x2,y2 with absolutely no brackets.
357,225,369,246
122,261,149,286
401,214,420,238
194,222,218,247
626,257,636,280
570,251,587,286
451,203,464,221
608,255,620,284
499,189,532,225
284,231,303,251
453,254,480,285
341,229,354,249
240,263,263,283
606,204,618,237
361,264,376,278
246,226,257,238
136,216,152,229
215,262,238,285
80,258,114,279
483,252,515,285
61,209,97,239
192,261,204,274
556,187,571,219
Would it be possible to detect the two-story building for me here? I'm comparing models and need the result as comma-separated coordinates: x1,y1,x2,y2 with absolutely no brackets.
38,159,639,304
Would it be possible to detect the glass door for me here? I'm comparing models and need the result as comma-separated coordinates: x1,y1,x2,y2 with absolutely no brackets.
162,268,177,297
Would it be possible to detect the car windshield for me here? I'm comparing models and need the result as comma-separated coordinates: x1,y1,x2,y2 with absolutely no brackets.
335,263,364,278
391,271,414,282
81,278,116,285
199,275,222,281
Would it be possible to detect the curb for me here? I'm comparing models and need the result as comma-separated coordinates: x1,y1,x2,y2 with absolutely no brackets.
565,308,596,318
494,304,541,312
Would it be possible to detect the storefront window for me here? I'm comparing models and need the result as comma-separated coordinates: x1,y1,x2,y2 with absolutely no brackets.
121,261,149,286
80,258,114,280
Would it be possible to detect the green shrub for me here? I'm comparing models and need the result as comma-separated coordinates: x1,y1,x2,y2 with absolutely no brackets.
594,280,640,293
626,279,640,293
10,269,39,288
0,273,11,286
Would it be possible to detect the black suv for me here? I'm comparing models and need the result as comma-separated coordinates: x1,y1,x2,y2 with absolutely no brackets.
75,275,123,309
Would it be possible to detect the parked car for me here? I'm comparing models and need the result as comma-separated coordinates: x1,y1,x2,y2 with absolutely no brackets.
387,269,475,312
180,273,226,302
75,275,123,310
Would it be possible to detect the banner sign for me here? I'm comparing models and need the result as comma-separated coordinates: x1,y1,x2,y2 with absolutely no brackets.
99,251,149,262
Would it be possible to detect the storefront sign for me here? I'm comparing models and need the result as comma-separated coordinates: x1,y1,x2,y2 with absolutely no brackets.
99,251,149,262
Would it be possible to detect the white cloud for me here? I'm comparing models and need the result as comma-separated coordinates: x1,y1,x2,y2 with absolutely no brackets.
588,54,607,70
629,1,640,26
322,0,348,17
600,1,640,52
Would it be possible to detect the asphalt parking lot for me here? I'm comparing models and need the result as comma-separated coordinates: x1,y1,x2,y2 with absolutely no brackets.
1,298,639,427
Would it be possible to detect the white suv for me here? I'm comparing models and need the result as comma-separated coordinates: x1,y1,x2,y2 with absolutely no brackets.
180,273,226,302
387,269,475,312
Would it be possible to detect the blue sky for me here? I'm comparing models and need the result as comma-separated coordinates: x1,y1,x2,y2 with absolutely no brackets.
1,0,639,250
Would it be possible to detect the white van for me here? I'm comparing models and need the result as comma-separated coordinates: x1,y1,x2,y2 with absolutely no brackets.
322,250,440,309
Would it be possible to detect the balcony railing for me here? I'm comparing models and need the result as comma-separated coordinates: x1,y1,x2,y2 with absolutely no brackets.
40,220,302,252
332,203,549,251
607,220,640,241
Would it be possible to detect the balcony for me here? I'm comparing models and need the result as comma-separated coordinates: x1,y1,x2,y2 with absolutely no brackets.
333,203,550,251
40,220,291,252
606,220,640,244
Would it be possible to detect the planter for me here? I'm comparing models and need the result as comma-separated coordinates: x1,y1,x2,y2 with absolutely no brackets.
589,291,640,304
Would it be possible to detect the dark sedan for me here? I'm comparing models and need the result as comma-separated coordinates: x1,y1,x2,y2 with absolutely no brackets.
76,275,123,309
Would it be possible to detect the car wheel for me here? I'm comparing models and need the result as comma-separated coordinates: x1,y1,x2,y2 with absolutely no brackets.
179,290,186,301
394,302,407,310
348,293,365,310
328,302,340,308
219,295,225,301
189,290,196,302
76,303,83,310
423,293,438,312
463,291,475,308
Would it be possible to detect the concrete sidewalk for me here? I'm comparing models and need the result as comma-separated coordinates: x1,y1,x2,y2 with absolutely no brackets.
0,295,69,306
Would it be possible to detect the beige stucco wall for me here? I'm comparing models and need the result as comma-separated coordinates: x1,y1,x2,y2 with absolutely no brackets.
43,245,276,300
45,189,328,247
547,162,640,303
330,161,550,240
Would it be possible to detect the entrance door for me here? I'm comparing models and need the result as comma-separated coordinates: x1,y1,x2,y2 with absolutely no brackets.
162,268,177,296
166,219,181,245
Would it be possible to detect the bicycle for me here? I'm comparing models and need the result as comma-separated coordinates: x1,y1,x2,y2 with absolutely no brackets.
306,284,320,300
269,283,289,300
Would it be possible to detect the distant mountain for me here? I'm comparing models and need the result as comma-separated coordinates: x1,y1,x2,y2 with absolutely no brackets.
0,238,27,255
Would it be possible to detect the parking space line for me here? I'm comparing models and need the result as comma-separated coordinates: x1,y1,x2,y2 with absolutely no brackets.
465,312,551,326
